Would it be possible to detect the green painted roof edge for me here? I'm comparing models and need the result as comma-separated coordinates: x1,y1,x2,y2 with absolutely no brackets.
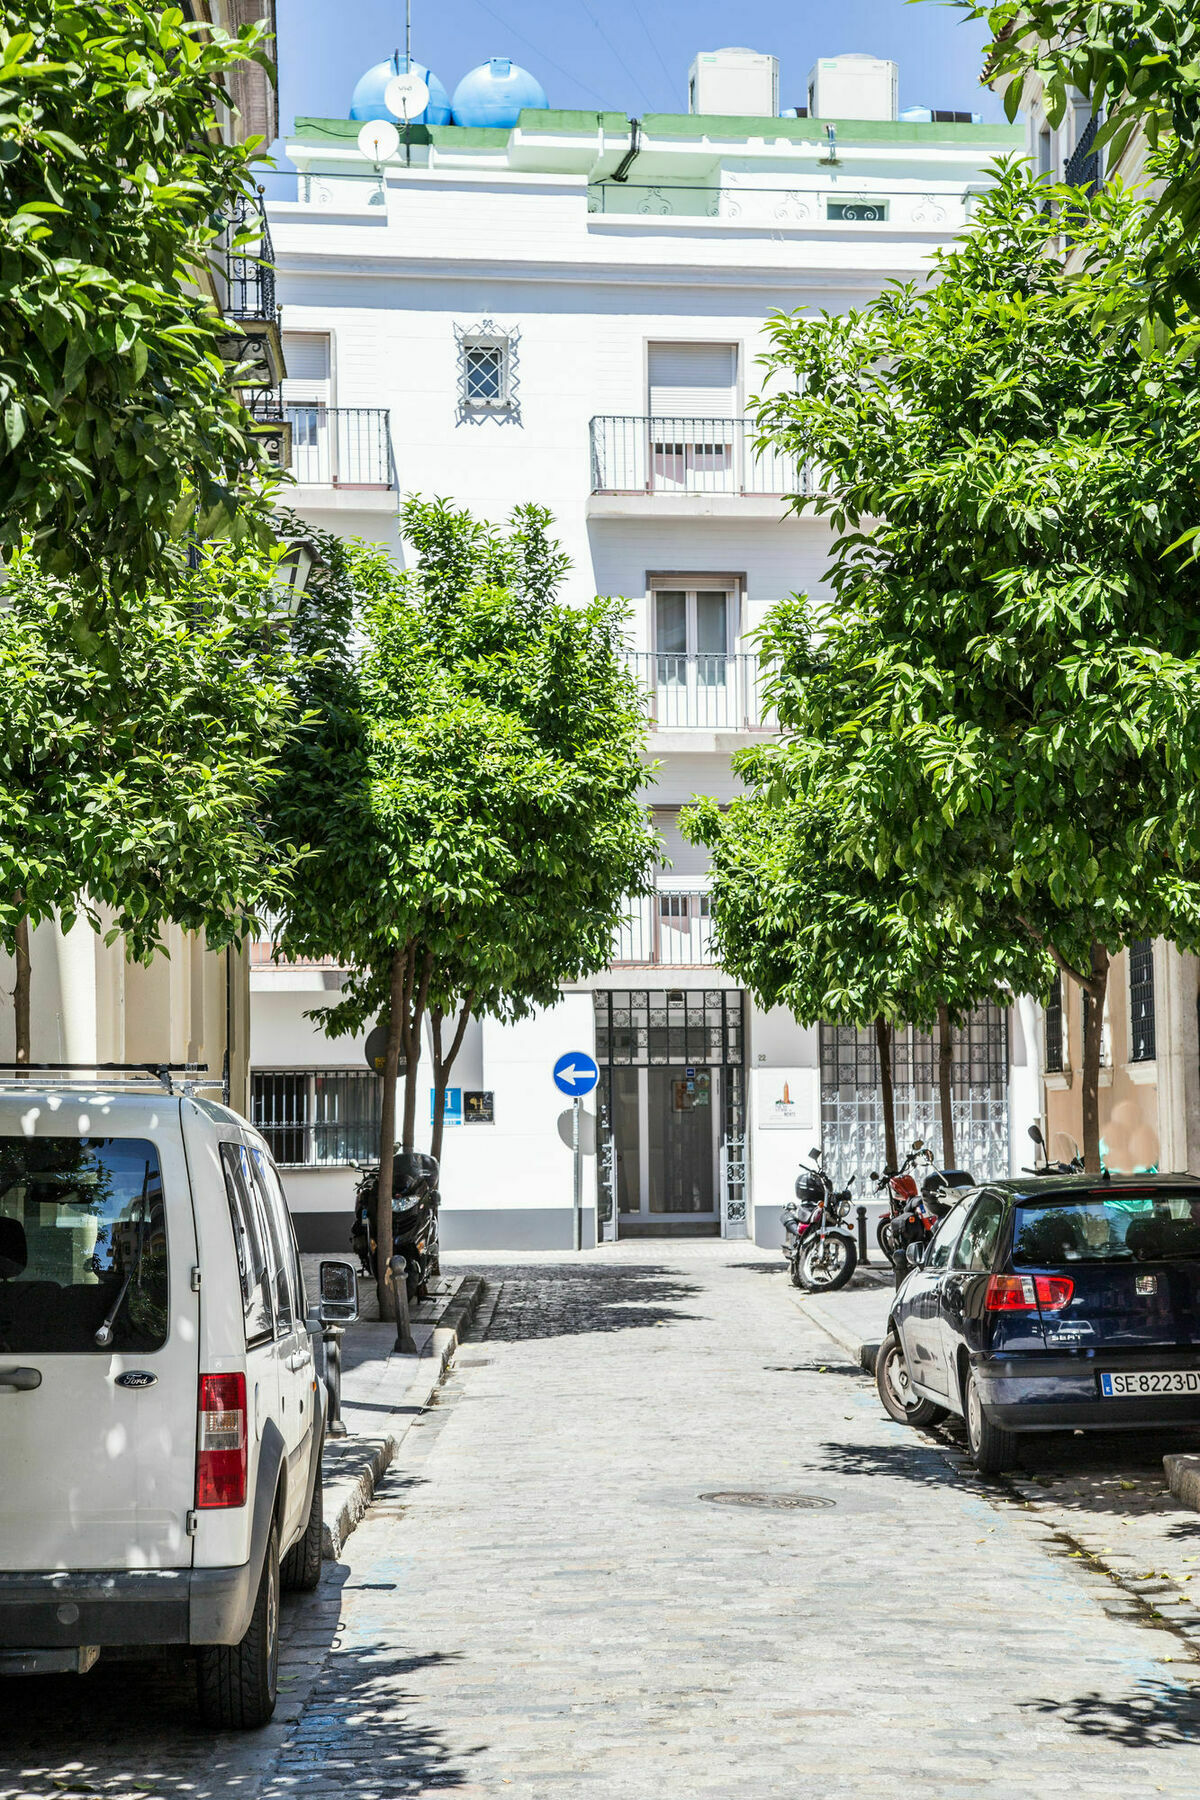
641,111,1024,144
515,109,629,132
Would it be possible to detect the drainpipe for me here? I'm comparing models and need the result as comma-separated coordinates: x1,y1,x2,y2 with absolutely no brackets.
611,117,642,183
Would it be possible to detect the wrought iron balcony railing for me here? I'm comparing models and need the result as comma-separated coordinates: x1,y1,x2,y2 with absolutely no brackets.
591,416,809,498
623,651,774,732
284,406,396,488
613,890,715,967
226,187,276,323
1064,113,1101,197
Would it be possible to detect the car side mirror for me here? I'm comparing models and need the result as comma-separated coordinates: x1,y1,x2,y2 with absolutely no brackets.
318,1259,359,1325
905,1242,926,1268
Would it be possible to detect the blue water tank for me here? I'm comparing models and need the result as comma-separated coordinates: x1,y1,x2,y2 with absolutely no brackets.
350,56,452,126
451,58,548,129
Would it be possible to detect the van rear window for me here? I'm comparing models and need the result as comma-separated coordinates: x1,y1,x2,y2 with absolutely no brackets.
0,1137,168,1353
1013,1190,1200,1265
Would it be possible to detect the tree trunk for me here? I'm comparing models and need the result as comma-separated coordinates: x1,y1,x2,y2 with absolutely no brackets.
374,945,408,1322
13,911,30,1064
430,996,474,1166
399,949,433,1153
1080,942,1110,1174
875,1015,899,1171
937,1002,956,1169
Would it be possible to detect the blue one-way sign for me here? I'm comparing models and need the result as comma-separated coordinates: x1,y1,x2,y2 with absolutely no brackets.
553,1051,599,1097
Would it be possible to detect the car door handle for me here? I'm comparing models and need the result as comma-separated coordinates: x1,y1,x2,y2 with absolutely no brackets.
0,1366,42,1392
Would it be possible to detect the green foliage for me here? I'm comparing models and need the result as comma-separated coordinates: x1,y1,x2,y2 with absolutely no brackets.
271,495,658,1041
0,538,302,959
0,2,278,591
967,0,1200,321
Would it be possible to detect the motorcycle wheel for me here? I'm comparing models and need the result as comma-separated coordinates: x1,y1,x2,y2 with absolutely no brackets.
875,1331,946,1427
788,1249,805,1288
876,1216,896,1258
797,1233,857,1292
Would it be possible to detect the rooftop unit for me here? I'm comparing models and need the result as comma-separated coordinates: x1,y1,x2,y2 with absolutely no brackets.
807,54,898,122
688,47,780,119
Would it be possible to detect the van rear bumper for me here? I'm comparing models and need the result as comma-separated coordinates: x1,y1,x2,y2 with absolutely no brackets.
0,1563,257,1651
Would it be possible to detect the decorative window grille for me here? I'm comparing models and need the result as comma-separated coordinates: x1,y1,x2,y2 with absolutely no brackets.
827,198,888,222
1129,939,1156,1062
1044,976,1064,1073
593,987,743,1069
251,1071,381,1166
455,319,520,423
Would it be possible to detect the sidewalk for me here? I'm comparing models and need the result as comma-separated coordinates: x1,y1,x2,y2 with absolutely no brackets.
787,1268,893,1372
299,1260,487,1558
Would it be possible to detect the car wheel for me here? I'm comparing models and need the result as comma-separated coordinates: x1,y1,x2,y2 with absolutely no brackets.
875,1331,947,1428
964,1367,1017,1475
281,1439,325,1594
196,1524,280,1729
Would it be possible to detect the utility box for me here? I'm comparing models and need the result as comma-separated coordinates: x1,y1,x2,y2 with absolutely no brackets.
807,54,898,122
688,47,780,119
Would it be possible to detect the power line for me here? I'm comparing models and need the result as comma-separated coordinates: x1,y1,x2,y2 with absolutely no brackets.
574,0,656,112
462,0,612,108
627,3,675,100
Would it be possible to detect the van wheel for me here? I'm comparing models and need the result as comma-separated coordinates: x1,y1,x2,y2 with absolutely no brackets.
282,1445,325,1594
964,1367,1017,1475
875,1331,946,1427
196,1524,280,1729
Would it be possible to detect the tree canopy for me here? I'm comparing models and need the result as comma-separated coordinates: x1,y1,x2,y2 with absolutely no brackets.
743,161,1200,1167
1,2,277,592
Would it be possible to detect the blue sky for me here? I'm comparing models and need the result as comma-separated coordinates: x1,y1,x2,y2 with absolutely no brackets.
274,0,1005,140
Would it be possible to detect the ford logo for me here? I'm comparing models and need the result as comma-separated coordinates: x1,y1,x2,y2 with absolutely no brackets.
115,1370,157,1390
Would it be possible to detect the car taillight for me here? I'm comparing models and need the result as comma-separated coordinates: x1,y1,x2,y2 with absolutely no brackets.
985,1274,1074,1313
196,1372,247,1509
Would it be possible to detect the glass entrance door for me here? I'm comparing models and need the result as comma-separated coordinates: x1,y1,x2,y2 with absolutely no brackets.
613,1065,720,1232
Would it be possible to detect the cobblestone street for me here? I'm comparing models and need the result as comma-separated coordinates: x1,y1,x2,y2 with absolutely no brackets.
6,1243,1200,1798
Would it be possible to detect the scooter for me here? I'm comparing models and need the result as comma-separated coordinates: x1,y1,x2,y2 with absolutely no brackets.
1022,1122,1085,1175
781,1146,858,1292
350,1150,441,1302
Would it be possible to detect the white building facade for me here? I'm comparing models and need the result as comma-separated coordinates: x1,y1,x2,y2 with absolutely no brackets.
255,67,1027,1251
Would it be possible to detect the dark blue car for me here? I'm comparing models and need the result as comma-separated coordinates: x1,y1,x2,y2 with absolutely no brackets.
875,1175,1200,1472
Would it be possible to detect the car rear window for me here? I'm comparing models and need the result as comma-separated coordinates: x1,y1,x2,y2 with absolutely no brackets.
0,1137,168,1353
1013,1189,1200,1265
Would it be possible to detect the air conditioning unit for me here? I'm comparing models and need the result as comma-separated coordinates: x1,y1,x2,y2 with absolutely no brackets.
688,48,780,119
807,54,898,122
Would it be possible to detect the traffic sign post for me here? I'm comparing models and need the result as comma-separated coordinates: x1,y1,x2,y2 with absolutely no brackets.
554,1052,598,1250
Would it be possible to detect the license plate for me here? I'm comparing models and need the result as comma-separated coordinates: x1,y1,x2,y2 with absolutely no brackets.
1100,1369,1200,1397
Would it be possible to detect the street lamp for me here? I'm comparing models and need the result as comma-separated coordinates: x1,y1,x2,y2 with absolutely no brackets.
272,536,321,613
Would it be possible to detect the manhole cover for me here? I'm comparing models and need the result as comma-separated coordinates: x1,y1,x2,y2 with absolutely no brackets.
699,1491,835,1511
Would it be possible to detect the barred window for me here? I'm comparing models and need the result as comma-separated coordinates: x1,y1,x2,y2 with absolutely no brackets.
1044,975,1064,1074
251,1071,381,1167
1129,939,1156,1062
464,342,506,404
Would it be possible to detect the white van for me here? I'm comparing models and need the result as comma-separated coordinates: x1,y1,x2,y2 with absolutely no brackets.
0,1073,357,1728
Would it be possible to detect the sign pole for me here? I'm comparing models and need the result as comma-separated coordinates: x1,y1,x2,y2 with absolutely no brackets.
572,1096,582,1251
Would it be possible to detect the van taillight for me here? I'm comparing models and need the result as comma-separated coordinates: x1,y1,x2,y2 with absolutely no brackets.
196,1373,247,1508
985,1274,1074,1313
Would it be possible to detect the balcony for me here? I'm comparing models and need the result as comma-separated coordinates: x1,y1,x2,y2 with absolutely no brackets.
624,651,773,735
250,939,349,992
216,187,283,389
613,890,715,967
283,406,398,507
589,416,809,518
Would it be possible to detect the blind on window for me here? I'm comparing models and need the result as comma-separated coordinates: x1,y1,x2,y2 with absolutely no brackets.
282,332,331,403
648,343,737,417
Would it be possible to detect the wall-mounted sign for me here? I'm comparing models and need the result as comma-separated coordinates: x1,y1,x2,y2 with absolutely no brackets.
431,1087,462,1127
754,1068,818,1130
464,1090,495,1123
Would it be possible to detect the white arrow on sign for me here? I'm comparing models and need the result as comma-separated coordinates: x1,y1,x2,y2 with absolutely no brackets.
557,1063,590,1087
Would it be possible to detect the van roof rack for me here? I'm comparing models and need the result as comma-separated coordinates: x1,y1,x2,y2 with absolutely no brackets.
0,1063,224,1096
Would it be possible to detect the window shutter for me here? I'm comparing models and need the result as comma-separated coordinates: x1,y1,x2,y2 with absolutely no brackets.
648,343,737,418
652,810,712,878
282,332,331,404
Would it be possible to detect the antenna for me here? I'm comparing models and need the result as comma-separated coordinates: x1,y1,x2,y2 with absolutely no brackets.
407,0,412,67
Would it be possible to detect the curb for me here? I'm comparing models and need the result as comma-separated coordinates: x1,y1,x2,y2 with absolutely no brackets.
322,1274,487,1560
1164,1452,1200,1512
800,1292,885,1376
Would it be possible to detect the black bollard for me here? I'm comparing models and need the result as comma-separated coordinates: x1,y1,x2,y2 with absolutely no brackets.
856,1204,869,1265
323,1322,347,1438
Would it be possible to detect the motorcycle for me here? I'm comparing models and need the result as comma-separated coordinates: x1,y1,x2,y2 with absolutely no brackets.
781,1146,858,1292
350,1150,441,1302
874,1141,974,1259
872,1141,932,1258
1022,1122,1085,1175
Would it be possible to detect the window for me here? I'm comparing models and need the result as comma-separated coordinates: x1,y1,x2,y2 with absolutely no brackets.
251,1071,382,1167
1037,126,1053,181
1129,939,1156,1062
654,586,734,668
0,1136,168,1354
927,1201,971,1270
827,199,888,222
247,1149,295,1330
455,319,519,418
220,1142,274,1345
952,1193,1006,1271
251,1150,308,1318
1044,974,1064,1073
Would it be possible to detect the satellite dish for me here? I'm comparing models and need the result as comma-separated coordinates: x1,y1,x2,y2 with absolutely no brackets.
384,72,430,120
357,118,400,162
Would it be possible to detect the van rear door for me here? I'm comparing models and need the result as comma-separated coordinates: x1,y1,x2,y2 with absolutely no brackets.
0,1105,199,1571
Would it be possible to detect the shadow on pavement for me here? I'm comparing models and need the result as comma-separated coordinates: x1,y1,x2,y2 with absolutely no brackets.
1020,1678,1200,1749
815,1435,971,1488
474,1262,704,1342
